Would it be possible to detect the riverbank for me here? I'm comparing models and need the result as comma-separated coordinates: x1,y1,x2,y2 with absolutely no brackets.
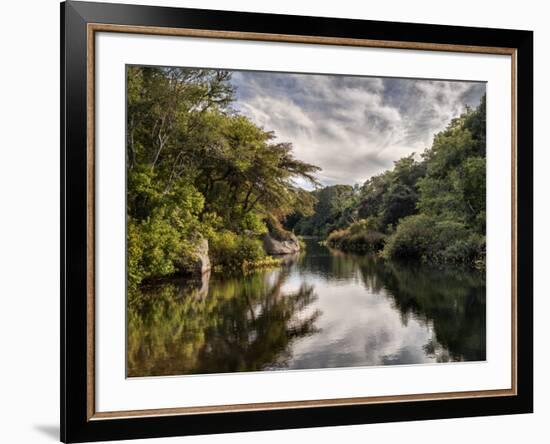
325,217,485,269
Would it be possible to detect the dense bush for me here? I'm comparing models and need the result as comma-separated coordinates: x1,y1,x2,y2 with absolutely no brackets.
381,214,485,265
127,203,204,289
208,230,266,271
327,219,386,253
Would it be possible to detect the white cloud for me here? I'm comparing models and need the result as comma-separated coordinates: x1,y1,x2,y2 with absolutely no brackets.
231,71,485,187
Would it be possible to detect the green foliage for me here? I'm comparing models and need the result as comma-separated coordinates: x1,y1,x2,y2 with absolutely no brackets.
239,212,268,236
127,204,202,289
243,256,283,272
416,103,486,232
326,219,386,253
382,214,485,265
127,66,320,285
301,95,486,267
381,214,433,260
288,184,357,237
358,154,426,227
127,63,486,283
381,95,486,266
288,154,426,242
127,175,206,288
208,230,266,272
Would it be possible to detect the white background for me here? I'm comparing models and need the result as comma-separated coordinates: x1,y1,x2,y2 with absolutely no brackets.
0,0,544,443
96,31,511,412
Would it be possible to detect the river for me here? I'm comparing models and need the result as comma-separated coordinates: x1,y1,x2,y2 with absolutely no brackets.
128,238,485,377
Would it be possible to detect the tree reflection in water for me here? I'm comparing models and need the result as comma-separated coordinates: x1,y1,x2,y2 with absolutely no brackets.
327,248,486,363
128,267,321,377
128,239,485,377
370,259,486,363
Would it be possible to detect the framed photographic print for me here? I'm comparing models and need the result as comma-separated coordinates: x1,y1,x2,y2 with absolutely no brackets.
61,1,533,442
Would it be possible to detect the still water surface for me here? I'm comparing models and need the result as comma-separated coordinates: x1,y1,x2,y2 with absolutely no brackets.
128,238,485,377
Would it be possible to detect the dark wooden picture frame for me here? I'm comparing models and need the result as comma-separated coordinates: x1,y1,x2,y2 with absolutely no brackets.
61,1,533,442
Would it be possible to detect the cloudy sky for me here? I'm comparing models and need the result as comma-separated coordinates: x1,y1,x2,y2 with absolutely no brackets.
230,70,485,189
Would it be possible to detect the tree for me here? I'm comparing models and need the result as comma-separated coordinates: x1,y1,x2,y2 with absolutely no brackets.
417,99,486,232
317,94,486,267
127,66,321,284
288,185,357,237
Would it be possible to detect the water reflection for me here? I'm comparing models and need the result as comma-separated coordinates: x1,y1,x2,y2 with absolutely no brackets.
128,238,485,377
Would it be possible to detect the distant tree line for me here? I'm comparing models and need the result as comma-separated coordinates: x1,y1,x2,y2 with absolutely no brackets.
286,95,486,267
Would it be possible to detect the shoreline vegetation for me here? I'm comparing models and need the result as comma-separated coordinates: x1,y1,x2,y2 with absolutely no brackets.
287,95,486,270
127,66,486,297
127,66,319,294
